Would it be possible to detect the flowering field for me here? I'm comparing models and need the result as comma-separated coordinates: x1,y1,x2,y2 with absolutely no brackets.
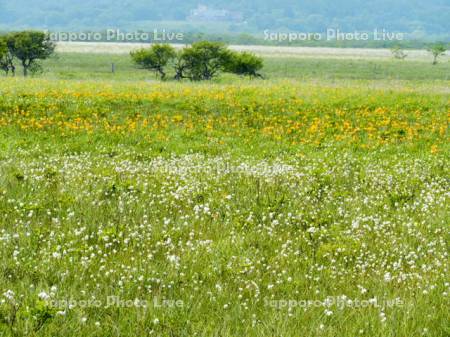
0,78,449,336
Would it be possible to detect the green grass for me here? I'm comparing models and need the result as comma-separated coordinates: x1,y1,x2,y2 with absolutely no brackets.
24,52,450,81
0,58,448,337
263,57,450,81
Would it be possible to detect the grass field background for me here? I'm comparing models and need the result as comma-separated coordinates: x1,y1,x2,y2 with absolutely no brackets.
37,52,450,82
0,47,449,336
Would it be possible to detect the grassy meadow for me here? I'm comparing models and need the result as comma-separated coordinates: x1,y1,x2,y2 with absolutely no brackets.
0,51,449,337
37,52,450,81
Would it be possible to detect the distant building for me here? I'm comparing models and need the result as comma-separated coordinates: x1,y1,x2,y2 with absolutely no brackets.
188,5,243,23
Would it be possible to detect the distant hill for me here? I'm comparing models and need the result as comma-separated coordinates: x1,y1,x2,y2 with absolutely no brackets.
1,0,449,39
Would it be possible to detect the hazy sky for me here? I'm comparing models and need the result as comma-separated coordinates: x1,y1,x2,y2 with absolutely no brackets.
1,0,449,38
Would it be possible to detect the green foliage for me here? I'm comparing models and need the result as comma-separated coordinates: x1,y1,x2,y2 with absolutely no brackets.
0,37,7,74
130,44,176,79
173,50,188,81
178,41,233,81
427,43,448,64
0,35,15,76
225,52,264,77
0,38,6,57
7,31,55,76
29,301,56,332
131,41,240,81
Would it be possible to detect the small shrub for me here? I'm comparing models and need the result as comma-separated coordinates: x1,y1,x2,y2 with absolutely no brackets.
130,44,176,80
226,52,264,78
